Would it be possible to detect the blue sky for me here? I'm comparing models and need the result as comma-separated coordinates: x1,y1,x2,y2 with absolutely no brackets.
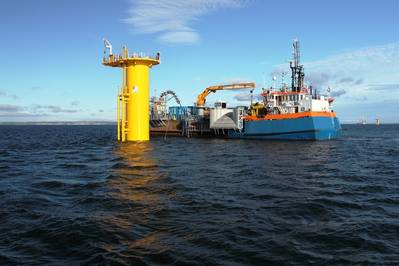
1,0,399,123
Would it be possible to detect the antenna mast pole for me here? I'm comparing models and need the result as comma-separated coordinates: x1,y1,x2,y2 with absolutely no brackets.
290,39,305,92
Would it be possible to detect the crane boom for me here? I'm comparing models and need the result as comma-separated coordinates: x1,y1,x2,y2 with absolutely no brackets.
103,38,113,55
196,82,255,107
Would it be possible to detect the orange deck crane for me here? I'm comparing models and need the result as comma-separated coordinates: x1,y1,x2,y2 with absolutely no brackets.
196,82,256,110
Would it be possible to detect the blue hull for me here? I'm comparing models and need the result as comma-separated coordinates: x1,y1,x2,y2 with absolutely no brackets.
228,116,341,140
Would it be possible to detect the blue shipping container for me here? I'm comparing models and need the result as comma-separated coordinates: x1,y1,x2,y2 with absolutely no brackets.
168,106,196,120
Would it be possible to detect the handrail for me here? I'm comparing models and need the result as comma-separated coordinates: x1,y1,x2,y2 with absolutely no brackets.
103,52,160,64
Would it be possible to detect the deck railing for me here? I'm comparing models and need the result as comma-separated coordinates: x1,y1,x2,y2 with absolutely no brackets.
103,52,160,64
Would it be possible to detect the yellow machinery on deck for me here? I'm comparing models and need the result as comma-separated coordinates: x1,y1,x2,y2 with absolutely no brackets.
196,83,256,115
102,39,160,141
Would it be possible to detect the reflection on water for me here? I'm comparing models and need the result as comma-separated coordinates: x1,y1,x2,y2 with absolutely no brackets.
103,142,173,258
111,141,162,203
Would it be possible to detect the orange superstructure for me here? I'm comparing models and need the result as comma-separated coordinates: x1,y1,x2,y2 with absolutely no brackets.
244,111,337,121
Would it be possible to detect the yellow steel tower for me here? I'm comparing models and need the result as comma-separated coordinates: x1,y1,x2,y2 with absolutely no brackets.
102,39,160,141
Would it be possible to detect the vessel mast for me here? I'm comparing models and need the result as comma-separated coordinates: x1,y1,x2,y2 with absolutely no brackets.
290,39,305,92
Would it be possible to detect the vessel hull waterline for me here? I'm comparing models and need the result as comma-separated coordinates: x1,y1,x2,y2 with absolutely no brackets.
228,116,341,140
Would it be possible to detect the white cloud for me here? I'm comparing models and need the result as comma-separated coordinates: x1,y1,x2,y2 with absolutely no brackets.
0,104,21,112
124,0,246,44
30,105,80,114
70,100,80,106
158,31,199,44
225,77,252,84
234,92,252,102
305,42,399,97
0,104,83,122
0,90,18,100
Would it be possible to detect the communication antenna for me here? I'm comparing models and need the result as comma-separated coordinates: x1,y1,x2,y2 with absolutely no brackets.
289,38,305,92
103,38,113,55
